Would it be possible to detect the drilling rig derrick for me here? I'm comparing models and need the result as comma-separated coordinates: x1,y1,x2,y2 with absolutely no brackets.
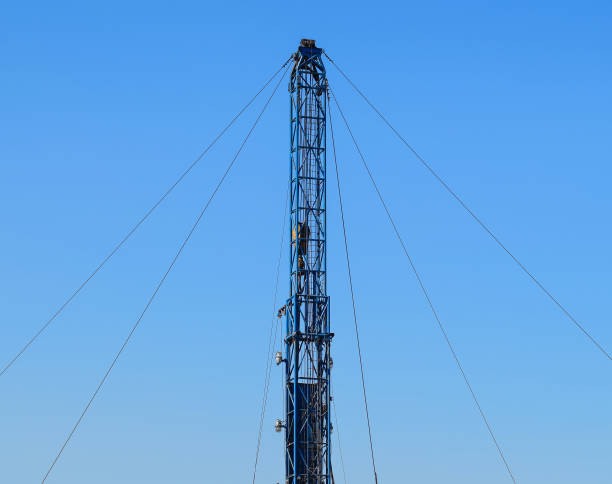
280,38,332,484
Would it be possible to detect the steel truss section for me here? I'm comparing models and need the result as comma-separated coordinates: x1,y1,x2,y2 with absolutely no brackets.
284,39,332,484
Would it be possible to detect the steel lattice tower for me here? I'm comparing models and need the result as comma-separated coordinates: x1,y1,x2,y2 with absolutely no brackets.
283,39,331,484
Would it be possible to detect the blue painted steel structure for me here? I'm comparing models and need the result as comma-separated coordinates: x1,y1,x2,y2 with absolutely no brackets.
284,39,332,484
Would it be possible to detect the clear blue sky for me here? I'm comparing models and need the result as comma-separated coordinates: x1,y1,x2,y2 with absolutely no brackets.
1,1,610,483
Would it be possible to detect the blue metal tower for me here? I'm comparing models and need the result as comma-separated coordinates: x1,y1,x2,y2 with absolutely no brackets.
282,39,331,484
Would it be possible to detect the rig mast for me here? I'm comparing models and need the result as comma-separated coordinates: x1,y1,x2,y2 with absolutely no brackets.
282,39,332,484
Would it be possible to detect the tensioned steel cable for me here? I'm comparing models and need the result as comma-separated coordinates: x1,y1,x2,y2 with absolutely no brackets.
328,96,379,484
0,56,292,380
330,88,517,484
40,64,290,484
331,385,348,484
251,185,289,484
324,52,611,362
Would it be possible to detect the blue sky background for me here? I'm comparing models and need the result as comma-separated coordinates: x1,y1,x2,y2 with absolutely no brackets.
1,1,611,483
